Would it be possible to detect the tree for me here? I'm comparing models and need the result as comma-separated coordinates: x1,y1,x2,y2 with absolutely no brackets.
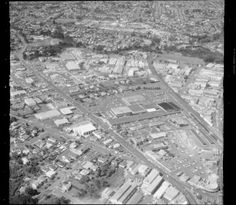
24,187,39,197
10,193,38,204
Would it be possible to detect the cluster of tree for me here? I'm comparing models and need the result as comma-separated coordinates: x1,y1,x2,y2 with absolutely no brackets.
10,116,18,124
40,195,70,204
10,193,38,204
26,161,41,176
10,185,39,204
165,46,223,63
77,162,117,199
9,164,25,198
189,32,223,44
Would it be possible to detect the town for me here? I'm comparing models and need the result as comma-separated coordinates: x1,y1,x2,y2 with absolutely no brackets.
10,1,223,205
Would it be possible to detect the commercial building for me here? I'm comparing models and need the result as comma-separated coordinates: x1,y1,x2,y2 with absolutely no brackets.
170,193,188,204
146,108,157,112
25,77,34,84
11,90,26,98
24,98,36,106
150,132,166,139
65,61,80,70
54,118,70,127
103,138,113,146
138,164,149,176
188,175,201,186
111,106,132,117
163,186,179,201
70,144,89,156
93,131,103,139
179,173,190,182
34,109,61,120
60,106,76,115
82,161,97,171
70,121,96,136
153,181,170,199
129,163,140,175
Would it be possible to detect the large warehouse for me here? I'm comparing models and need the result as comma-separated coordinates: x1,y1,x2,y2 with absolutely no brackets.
111,106,132,117
70,121,96,136
34,109,61,120
122,94,145,105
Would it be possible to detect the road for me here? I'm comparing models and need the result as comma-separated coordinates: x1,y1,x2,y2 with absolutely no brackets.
147,54,223,148
13,31,202,204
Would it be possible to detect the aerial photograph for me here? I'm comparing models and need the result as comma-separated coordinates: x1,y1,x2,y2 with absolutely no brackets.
9,1,223,204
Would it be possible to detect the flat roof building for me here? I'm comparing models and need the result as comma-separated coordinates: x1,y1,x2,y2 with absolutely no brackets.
111,106,132,117
34,109,61,120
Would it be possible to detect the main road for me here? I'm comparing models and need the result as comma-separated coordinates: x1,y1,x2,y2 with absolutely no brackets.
14,31,201,204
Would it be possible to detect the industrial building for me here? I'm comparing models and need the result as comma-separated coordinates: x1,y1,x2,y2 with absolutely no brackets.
126,190,143,204
60,106,76,115
34,109,61,120
54,118,70,127
142,169,159,185
143,175,164,195
109,109,170,126
141,169,160,193
128,104,146,114
109,181,132,204
122,94,145,105
153,181,170,199
70,121,96,136
117,184,137,204
111,106,133,117
163,186,179,201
